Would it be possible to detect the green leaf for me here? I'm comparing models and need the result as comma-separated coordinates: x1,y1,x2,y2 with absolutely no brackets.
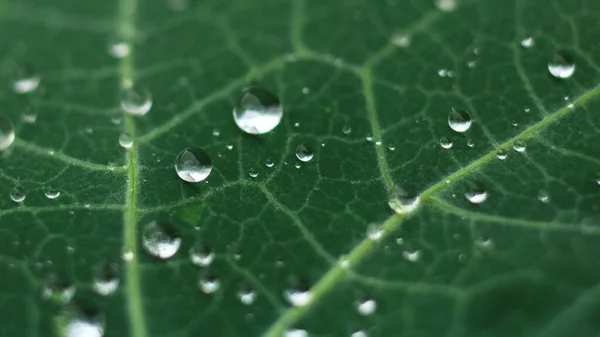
1,0,600,336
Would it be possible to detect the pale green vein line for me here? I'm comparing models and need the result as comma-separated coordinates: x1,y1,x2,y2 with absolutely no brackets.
137,58,285,143
540,139,600,167
290,0,307,54
118,0,147,336
430,197,600,234
0,204,125,216
348,273,462,296
258,185,336,264
360,69,393,189
12,138,124,173
261,213,406,337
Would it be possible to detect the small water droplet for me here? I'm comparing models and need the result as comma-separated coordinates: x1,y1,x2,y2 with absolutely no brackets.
513,139,526,152
365,135,373,142
189,243,214,267
42,274,75,304
294,162,301,169
10,186,26,203
212,129,220,137
12,65,40,94
233,87,282,134
237,288,257,305
475,237,494,250
249,168,259,178
302,87,310,94
175,148,212,183
357,299,377,316
45,187,60,200
284,288,312,307
521,37,534,48
142,221,181,260
388,185,420,214
548,51,575,79
434,0,457,12
440,137,453,149
448,109,472,133
121,87,152,116
537,189,550,203
466,139,475,148
22,108,37,123
342,125,351,135
55,304,105,337
295,144,314,162
122,250,134,261
118,133,134,149
496,149,508,160
0,115,15,150
402,249,422,262
107,38,130,58
285,329,308,337
226,144,234,150
391,32,411,47
198,277,220,294
92,262,119,296
388,144,396,151
465,181,488,204
265,158,274,168
367,223,384,241
351,331,368,337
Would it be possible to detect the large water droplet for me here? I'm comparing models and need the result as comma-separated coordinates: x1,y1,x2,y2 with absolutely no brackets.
513,139,526,152
448,109,472,133
92,262,119,296
42,274,75,304
10,186,26,203
121,87,152,116
142,221,181,259
175,148,212,183
295,144,314,162
119,133,134,149
55,304,105,337
45,187,60,200
284,288,312,307
434,0,457,11
0,115,15,150
189,242,214,267
465,181,488,204
233,87,282,135
548,51,575,79
440,137,453,149
198,276,220,294
388,185,420,214
12,65,40,94
357,299,377,316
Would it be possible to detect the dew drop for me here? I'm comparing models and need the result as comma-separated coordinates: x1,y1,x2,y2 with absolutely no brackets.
45,187,60,200
388,144,396,151
465,181,488,204
448,109,472,133
142,220,181,260
122,250,134,262
189,242,214,267
0,115,15,150
351,331,368,337
120,87,152,116
237,288,257,305
284,288,312,307
233,87,282,135
118,133,134,149
295,144,314,162
496,149,508,160
402,249,422,262
342,125,351,135
294,162,301,169
367,223,384,241
107,38,130,59
387,185,420,214
440,137,453,149
434,0,457,12
466,139,475,148
249,168,259,178
198,276,220,294
357,299,377,316
10,186,26,203
521,37,534,48
265,158,274,168
302,87,310,94
548,51,575,79
92,262,119,296
513,139,526,152
42,274,75,304
12,65,40,94
22,108,37,123
475,237,494,250
391,32,411,47
212,129,220,137
285,329,308,337
175,148,212,183
55,304,105,337
537,189,550,204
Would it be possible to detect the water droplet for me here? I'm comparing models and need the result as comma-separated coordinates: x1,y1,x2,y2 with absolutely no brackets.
249,168,259,178
548,51,575,79
440,137,453,149
357,299,377,316
302,87,310,94
237,288,257,305
395,237,404,245
521,37,534,48
122,250,134,262
55,304,105,337
175,148,212,183
438,69,448,77
388,144,396,151
120,87,152,116
596,178,600,186
233,87,282,134
351,331,368,337
365,135,373,142
265,158,274,168
294,162,301,169
22,108,37,123
12,65,40,94
198,276,220,294
284,288,312,307
402,249,422,262
387,185,420,214
45,187,60,200
537,189,550,203
142,220,181,260
0,115,15,150
42,274,75,304
226,144,234,150
465,181,488,204
434,0,457,11
295,144,314,162
118,133,134,149
92,262,119,296
466,139,475,148
366,223,384,241
475,237,494,250
496,149,508,160
212,129,220,137
189,243,214,267
391,32,411,47
448,109,472,133
107,38,130,59
513,139,526,152
342,125,351,135
10,186,26,203
285,329,308,337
